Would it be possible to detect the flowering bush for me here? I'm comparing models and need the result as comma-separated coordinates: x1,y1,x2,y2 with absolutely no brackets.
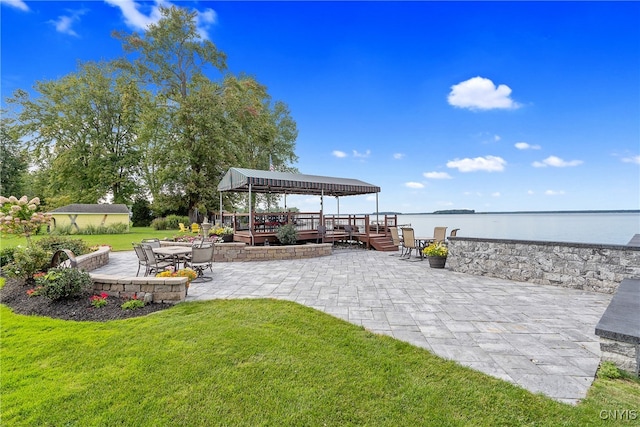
422,242,448,257
90,293,109,308
0,196,51,240
121,294,145,310
26,286,44,297
156,267,197,284
211,226,234,236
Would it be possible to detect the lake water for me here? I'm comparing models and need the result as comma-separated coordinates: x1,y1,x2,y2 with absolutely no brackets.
371,212,640,246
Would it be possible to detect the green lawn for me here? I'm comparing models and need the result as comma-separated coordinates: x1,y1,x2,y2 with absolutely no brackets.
2,296,639,426
1,227,191,252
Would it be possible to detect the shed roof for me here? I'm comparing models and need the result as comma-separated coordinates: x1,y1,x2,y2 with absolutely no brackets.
217,168,380,197
48,204,130,214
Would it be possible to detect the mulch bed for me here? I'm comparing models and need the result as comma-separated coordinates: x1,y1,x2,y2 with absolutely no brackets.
0,278,173,322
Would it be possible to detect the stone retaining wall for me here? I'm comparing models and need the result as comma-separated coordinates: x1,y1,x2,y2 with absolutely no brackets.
160,241,332,262
447,237,640,294
90,273,188,304
76,245,110,271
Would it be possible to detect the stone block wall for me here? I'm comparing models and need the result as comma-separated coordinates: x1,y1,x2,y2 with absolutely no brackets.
160,241,333,262
90,273,188,304
599,338,639,376
447,237,640,294
75,245,110,271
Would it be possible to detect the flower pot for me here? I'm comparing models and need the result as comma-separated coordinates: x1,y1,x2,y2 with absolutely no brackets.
221,234,233,242
427,255,447,269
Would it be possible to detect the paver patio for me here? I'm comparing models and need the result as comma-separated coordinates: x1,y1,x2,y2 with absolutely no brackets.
93,248,611,404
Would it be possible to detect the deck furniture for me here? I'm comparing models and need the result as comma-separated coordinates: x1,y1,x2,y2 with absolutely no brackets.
400,227,419,258
185,244,214,281
142,244,174,276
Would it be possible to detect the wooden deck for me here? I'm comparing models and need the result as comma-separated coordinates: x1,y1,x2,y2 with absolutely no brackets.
220,213,400,251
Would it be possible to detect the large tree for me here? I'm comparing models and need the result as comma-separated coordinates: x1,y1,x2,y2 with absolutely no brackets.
8,61,144,204
0,115,29,197
113,6,297,218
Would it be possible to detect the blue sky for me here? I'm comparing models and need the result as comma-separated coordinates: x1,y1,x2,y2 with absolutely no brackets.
2,1,639,214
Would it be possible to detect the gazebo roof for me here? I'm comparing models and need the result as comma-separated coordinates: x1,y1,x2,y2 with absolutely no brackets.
217,168,380,197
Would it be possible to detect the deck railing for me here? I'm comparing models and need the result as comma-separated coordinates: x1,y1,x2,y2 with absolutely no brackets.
216,212,398,241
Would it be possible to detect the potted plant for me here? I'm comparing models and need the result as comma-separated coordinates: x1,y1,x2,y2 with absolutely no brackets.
211,226,234,242
422,242,448,268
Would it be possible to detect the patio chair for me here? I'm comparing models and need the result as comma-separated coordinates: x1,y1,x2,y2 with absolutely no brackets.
133,243,153,276
389,227,403,256
141,238,161,248
400,227,419,258
343,224,356,248
449,228,460,238
433,227,448,243
191,223,200,233
179,223,188,232
141,244,174,276
185,243,214,281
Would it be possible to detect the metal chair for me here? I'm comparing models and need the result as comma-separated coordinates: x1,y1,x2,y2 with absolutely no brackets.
132,243,150,277
433,227,448,243
400,227,419,258
389,227,403,256
343,224,356,248
141,244,173,276
185,244,214,281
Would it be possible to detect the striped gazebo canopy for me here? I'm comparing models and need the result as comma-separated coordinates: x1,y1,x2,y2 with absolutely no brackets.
217,168,380,197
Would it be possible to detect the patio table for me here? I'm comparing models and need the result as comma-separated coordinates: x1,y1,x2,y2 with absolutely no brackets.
153,246,193,269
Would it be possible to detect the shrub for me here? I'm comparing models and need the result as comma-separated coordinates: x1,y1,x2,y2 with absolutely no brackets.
36,268,93,301
597,361,622,380
151,217,169,230
49,224,76,235
37,236,90,256
276,224,298,245
121,294,145,310
165,215,190,230
0,247,16,268
77,223,129,235
2,245,51,282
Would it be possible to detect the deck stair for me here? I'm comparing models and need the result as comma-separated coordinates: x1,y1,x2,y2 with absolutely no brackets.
368,235,398,252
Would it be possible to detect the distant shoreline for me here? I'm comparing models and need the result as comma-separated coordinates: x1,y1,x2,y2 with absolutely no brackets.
374,210,640,215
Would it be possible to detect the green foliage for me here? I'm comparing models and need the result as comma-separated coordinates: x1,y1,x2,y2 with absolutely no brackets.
121,296,145,310
0,247,16,268
2,245,50,282
150,217,168,230
49,223,129,235
0,117,28,197
36,268,93,301
422,242,449,257
76,223,129,235
276,224,298,245
131,197,152,227
597,361,622,380
37,236,90,257
164,215,190,230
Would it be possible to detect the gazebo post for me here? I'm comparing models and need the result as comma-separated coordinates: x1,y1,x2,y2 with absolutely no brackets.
249,184,254,246
320,189,324,227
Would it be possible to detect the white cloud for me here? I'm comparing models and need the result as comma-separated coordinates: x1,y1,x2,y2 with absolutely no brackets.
332,150,347,158
494,135,501,142
352,149,371,158
545,190,565,196
393,153,404,160
423,171,452,180
622,155,640,165
405,182,424,189
447,155,506,172
532,155,583,168
49,10,87,37
448,76,520,111
1,0,28,11
527,190,534,195
365,195,377,202
491,192,501,197
104,0,217,39
515,142,541,150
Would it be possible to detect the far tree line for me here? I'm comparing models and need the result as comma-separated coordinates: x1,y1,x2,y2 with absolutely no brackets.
1,6,298,222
